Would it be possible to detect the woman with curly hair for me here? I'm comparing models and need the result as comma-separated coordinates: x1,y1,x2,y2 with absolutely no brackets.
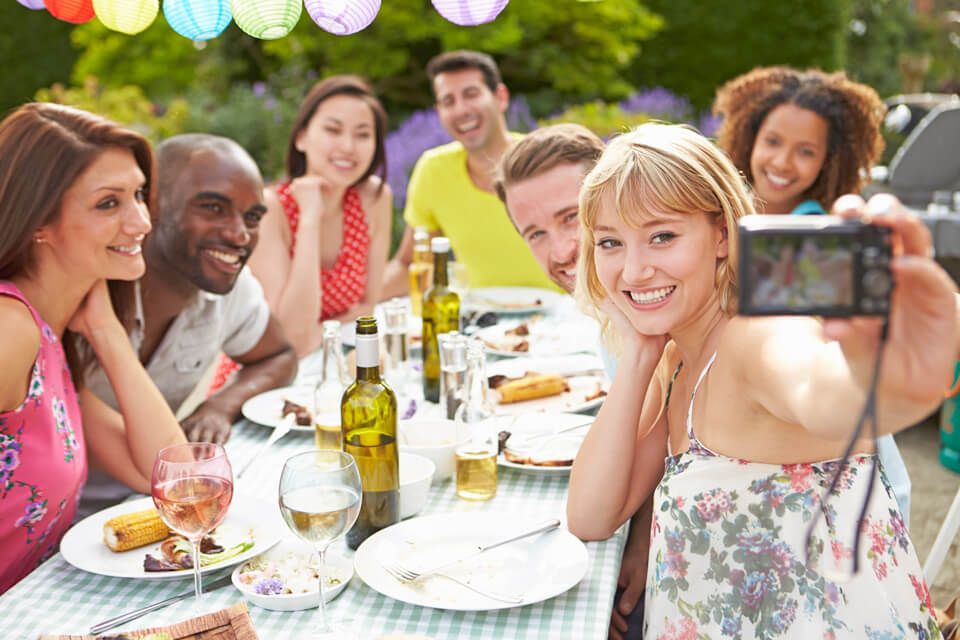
713,66,885,216
713,68,915,528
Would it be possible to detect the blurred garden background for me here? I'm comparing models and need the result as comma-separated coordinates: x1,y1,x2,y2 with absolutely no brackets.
5,0,959,234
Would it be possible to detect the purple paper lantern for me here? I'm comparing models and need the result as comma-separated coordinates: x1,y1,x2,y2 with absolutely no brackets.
431,0,508,26
16,0,47,9
305,0,380,35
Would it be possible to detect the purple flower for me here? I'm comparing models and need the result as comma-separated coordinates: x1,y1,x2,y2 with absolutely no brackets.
1,436,21,472
15,500,47,528
737,571,774,610
252,82,267,97
254,577,284,595
400,398,417,420
770,599,797,633
619,87,693,122
720,615,741,637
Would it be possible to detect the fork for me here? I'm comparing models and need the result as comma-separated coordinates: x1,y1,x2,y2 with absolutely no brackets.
237,412,296,478
383,561,523,604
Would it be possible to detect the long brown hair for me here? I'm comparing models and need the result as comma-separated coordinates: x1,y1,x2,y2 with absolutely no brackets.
286,75,387,192
0,102,155,386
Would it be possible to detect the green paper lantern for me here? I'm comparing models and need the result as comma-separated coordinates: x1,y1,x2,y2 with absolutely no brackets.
231,0,302,39
93,0,159,34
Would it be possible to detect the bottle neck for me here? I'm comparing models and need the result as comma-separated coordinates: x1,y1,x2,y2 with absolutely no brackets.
355,333,381,382
432,251,449,287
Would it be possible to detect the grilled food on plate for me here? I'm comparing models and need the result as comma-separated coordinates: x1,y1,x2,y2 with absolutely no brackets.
496,373,569,404
103,509,170,552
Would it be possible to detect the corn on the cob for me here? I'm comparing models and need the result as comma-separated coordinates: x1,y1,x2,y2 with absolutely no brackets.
103,508,170,552
497,373,569,404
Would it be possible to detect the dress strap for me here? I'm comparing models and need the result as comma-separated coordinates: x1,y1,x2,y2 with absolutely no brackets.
664,361,683,458
0,280,45,331
686,351,718,441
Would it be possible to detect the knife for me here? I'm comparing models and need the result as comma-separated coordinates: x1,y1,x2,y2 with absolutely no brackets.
88,572,234,635
410,518,561,578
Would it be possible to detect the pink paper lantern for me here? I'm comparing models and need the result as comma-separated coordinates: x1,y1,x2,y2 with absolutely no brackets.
44,0,95,23
431,0,508,26
16,0,47,10
305,0,380,35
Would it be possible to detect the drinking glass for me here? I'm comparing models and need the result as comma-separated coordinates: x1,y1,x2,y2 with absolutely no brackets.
448,260,470,298
438,331,468,420
279,450,362,639
382,298,410,391
151,443,234,609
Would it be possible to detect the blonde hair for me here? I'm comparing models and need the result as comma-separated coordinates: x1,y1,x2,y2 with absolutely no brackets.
574,123,753,410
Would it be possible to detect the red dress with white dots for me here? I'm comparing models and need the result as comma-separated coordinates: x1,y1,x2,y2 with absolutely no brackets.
208,182,370,394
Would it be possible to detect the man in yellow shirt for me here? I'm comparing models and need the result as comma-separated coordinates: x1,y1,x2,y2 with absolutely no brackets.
380,50,559,296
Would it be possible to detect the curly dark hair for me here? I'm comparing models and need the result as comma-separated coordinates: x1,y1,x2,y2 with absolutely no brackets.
713,66,885,209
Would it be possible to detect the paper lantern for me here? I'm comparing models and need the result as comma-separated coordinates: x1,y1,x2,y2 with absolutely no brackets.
231,0,301,39
305,0,380,35
431,0,508,26
163,0,232,40
93,0,158,34
44,0,95,23
16,0,47,10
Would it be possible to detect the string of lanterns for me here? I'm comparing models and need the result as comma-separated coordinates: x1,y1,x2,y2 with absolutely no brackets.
17,0,509,38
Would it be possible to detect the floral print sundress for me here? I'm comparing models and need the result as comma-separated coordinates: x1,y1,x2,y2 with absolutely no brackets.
645,352,941,639
0,282,86,595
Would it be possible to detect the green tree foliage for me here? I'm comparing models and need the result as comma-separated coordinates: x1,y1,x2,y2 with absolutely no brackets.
845,0,921,98
0,3,77,112
628,0,850,111
260,0,663,117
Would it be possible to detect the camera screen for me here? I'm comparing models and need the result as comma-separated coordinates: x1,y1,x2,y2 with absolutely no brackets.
746,235,853,310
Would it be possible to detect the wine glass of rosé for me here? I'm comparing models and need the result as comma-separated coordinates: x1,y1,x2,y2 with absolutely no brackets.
151,443,233,607
279,450,361,639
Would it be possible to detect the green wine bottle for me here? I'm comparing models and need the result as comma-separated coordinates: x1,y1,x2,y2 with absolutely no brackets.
341,316,399,550
422,236,461,403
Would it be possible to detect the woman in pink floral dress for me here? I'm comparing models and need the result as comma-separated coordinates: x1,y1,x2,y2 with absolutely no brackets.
567,124,954,638
0,104,186,594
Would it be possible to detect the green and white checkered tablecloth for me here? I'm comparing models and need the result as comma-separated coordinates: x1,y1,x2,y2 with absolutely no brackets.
0,420,627,640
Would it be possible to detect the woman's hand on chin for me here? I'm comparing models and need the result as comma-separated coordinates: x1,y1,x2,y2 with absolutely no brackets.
828,193,959,403
599,297,668,361
68,280,121,340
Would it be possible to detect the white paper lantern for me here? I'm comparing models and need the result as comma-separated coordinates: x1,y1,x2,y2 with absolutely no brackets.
305,0,380,35
431,0,508,26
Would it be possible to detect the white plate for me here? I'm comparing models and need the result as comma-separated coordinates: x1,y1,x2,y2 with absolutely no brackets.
354,512,588,611
464,287,565,314
496,413,592,474
232,538,352,611
240,386,326,432
60,497,281,580
475,315,600,358
488,355,610,415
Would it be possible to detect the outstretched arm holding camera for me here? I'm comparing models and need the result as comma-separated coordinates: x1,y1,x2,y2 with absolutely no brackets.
732,194,958,442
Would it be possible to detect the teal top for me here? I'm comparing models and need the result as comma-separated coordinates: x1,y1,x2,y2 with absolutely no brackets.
790,199,827,215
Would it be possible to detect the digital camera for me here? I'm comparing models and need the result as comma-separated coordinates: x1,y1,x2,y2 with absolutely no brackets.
738,215,893,317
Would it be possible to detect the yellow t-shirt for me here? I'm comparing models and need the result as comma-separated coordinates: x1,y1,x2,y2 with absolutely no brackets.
403,139,561,291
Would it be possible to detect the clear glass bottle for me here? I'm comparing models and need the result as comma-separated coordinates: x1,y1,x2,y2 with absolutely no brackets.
422,236,460,403
313,320,349,451
408,226,432,317
455,338,498,501
438,331,468,421
341,316,399,550
382,298,410,392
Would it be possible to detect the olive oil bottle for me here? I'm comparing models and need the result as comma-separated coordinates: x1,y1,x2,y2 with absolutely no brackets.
341,316,399,550
422,236,460,403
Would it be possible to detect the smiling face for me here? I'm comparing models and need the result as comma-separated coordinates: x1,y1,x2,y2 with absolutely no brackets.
151,147,266,295
38,146,151,282
504,162,586,293
295,94,377,188
750,103,829,214
592,196,727,337
433,68,508,154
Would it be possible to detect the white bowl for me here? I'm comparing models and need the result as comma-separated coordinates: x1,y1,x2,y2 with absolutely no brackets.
399,452,435,519
399,419,470,481
231,538,353,611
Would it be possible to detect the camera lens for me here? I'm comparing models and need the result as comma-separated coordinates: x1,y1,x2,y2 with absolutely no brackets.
862,268,892,298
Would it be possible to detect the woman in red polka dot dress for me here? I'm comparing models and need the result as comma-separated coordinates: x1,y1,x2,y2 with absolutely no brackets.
210,76,392,391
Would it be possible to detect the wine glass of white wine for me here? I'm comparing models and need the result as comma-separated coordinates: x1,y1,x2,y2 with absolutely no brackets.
279,450,362,639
